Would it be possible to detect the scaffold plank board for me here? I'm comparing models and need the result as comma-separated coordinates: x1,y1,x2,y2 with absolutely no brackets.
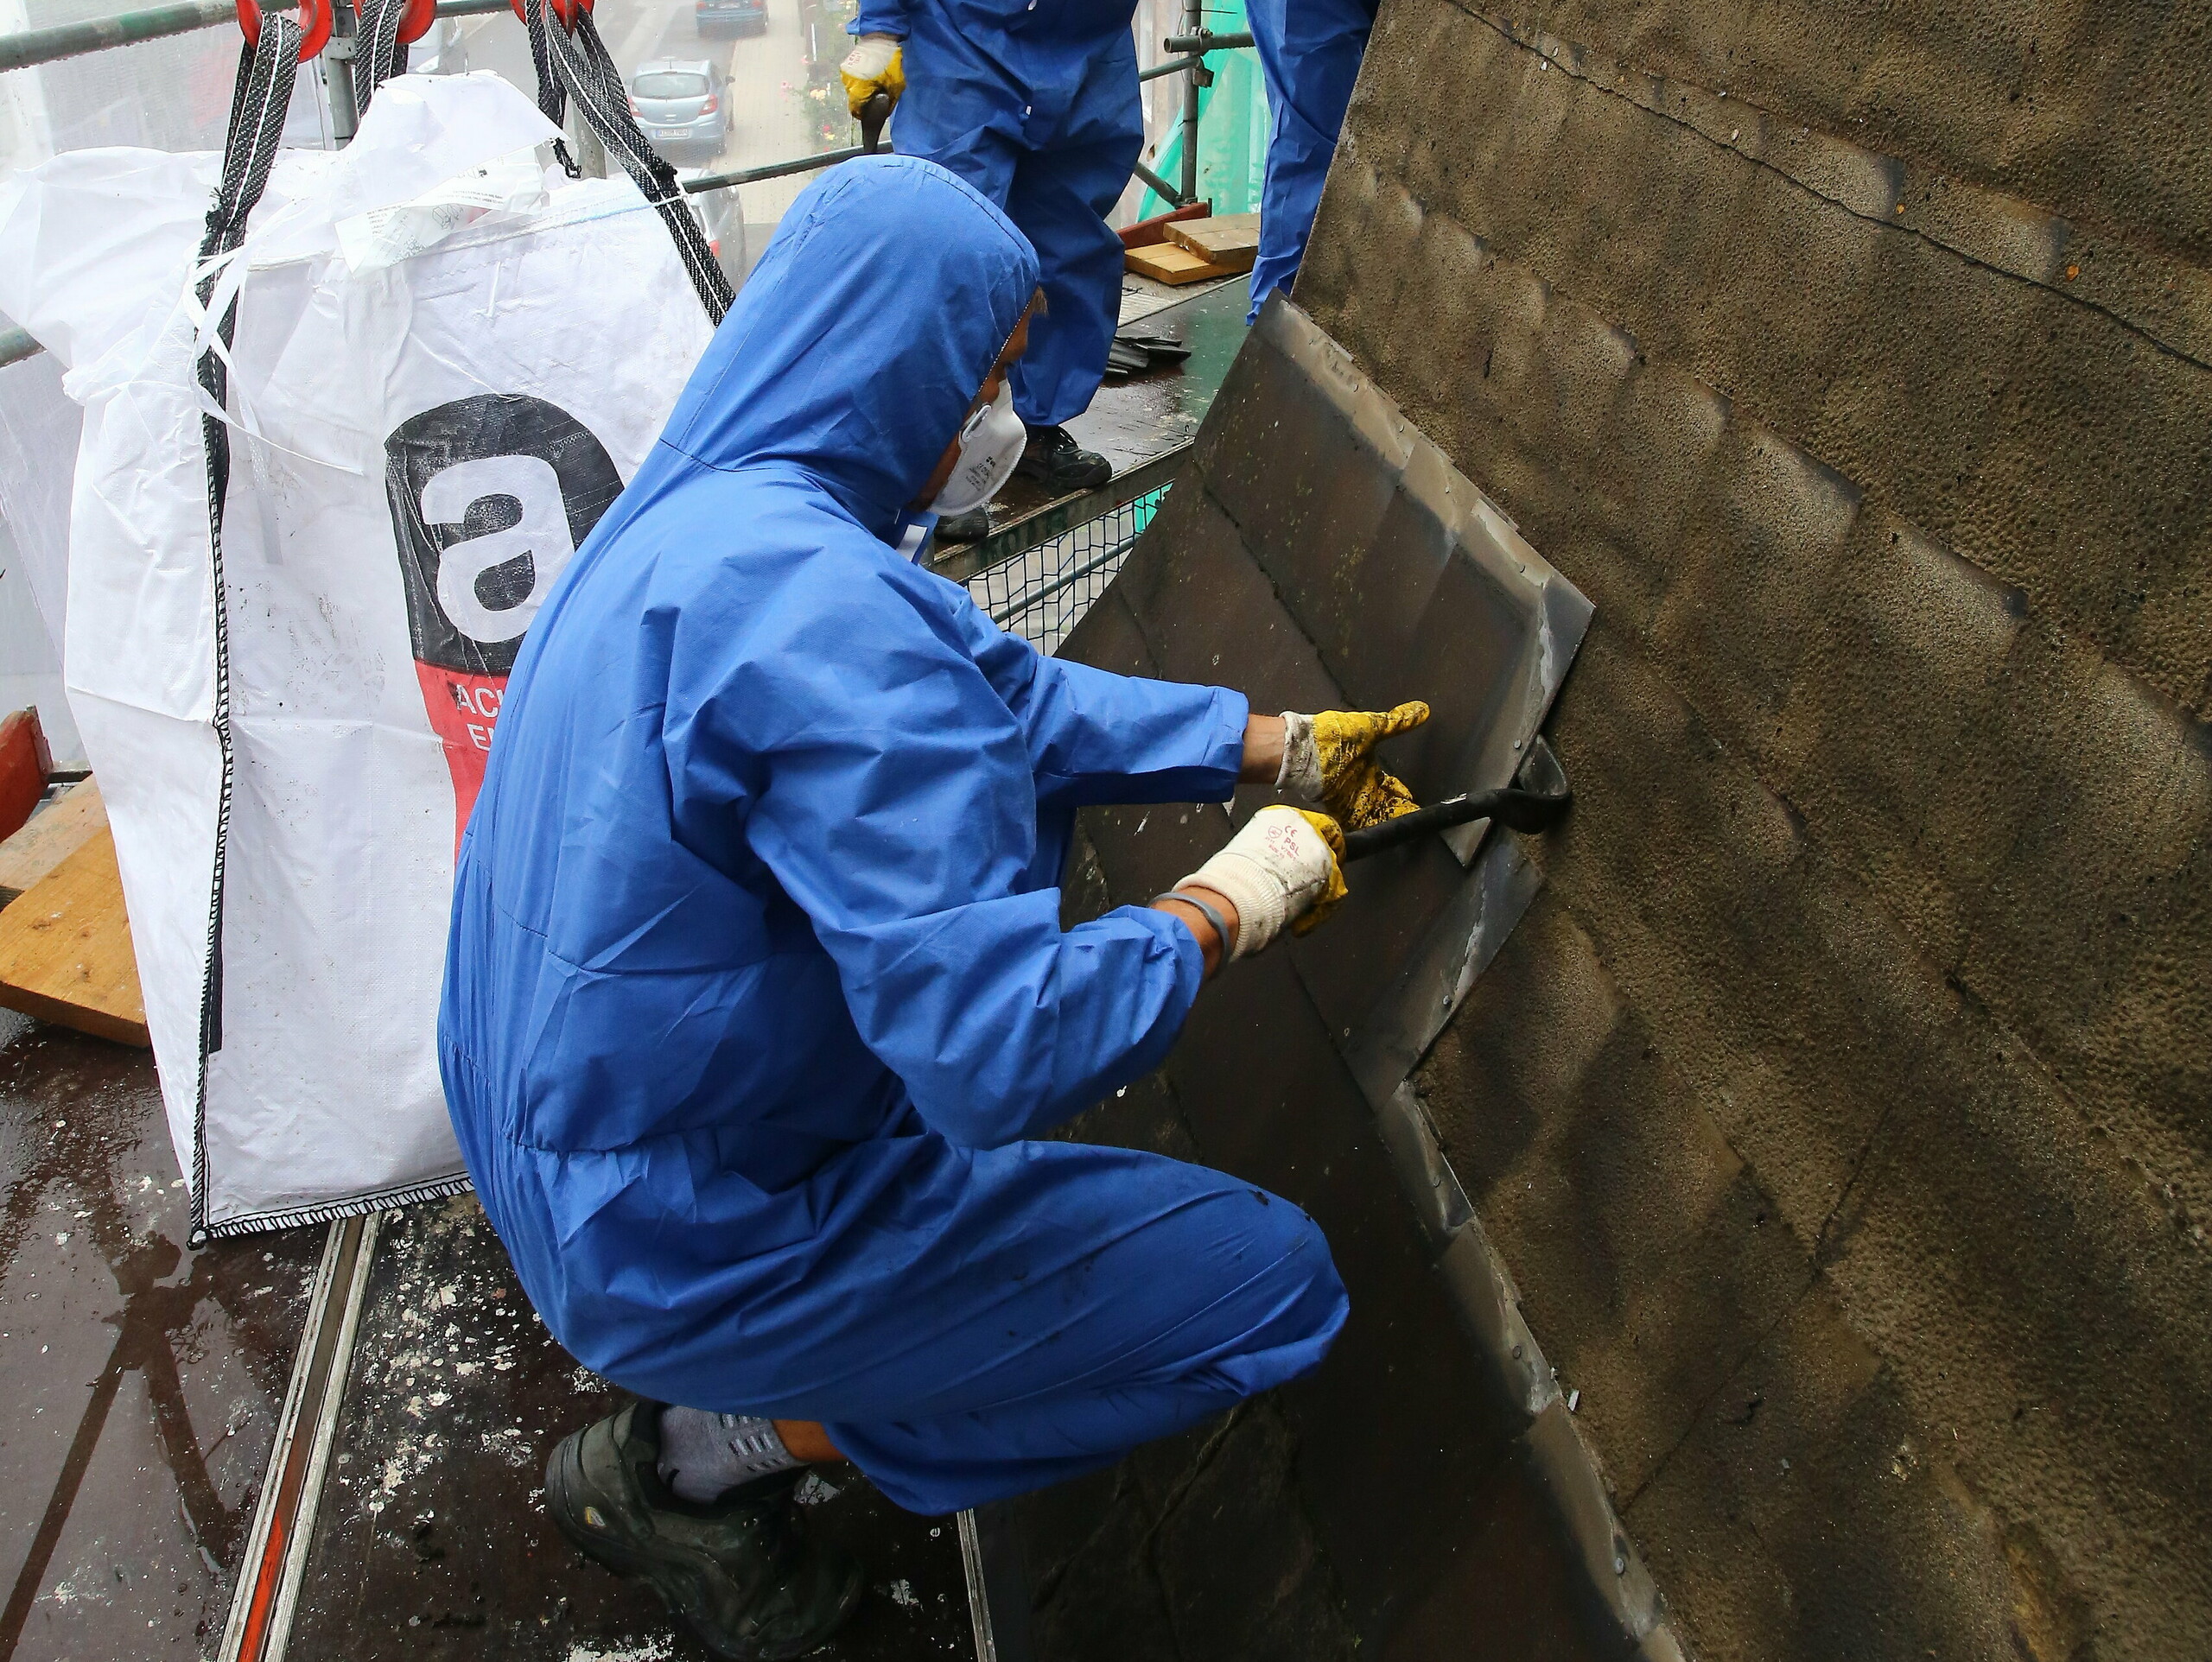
0,776,107,907
0,824,149,1046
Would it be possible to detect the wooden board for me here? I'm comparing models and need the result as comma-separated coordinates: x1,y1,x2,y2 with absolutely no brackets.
0,777,107,908
1123,241,1243,285
0,707,50,843
0,825,149,1046
1164,212,1261,270
1119,200,1211,248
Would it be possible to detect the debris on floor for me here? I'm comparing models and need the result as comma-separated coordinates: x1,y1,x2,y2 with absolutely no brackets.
284,1196,976,1661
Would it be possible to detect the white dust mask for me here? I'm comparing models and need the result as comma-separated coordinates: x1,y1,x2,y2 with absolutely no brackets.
930,382,1026,517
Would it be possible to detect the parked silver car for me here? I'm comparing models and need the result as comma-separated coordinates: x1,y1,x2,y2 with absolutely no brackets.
628,60,729,162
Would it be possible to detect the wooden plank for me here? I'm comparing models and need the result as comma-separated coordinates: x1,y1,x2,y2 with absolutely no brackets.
1119,200,1211,248
0,707,50,843
1123,241,1243,285
1164,212,1261,270
0,825,149,1047
0,777,107,908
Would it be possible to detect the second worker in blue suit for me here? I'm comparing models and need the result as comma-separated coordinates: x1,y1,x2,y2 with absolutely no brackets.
1245,0,1378,320
839,0,1138,538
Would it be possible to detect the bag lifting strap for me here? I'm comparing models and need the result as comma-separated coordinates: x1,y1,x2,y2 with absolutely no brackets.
188,11,304,1239
350,0,415,118
519,0,736,323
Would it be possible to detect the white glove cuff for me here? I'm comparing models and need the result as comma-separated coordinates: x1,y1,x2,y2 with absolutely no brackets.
1175,807,1334,960
842,34,899,75
1173,859,1284,961
1277,710,1322,802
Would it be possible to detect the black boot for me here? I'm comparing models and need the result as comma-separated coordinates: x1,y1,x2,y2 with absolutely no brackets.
935,505,993,543
1014,423,1111,493
545,1402,862,1659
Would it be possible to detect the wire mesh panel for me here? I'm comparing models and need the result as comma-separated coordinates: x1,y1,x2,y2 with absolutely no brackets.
967,482,1168,654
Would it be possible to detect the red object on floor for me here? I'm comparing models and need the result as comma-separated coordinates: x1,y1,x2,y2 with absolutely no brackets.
1120,200,1212,248
0,707,50,844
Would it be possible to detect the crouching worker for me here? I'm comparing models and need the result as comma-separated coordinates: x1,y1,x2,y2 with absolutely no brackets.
438,155,1429,1660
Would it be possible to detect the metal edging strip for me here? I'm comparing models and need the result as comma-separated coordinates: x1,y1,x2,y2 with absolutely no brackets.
264,1209,378,1661
956,1510,998,1662
217,1212,379,1662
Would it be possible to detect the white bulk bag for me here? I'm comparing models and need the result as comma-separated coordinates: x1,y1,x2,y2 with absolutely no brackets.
0,70,715,1234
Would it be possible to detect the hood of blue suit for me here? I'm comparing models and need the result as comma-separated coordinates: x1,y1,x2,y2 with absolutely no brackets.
658,155,1040,535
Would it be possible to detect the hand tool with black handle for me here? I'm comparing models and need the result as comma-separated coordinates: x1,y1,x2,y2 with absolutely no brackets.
1341,739,1573,861
860,92,892,154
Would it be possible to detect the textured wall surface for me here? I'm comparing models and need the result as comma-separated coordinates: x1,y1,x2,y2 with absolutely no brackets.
1289,2,2212,1657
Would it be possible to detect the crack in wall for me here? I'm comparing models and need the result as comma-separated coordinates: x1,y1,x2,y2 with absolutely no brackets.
1425,0,2212,373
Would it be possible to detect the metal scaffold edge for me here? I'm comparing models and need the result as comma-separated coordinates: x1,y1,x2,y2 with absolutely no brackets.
218,1211,380,1662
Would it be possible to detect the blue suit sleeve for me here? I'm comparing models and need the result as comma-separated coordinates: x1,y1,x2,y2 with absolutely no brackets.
849,0,907,39
934,574,1251,809
672,563,1206,1150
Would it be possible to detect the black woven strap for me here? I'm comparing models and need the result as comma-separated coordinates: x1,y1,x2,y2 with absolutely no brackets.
520,0,568,136
351,0,411,119
521,0,734,322
188,11,302,1240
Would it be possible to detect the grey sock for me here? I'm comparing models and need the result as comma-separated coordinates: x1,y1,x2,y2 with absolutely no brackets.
657,1406,801,1503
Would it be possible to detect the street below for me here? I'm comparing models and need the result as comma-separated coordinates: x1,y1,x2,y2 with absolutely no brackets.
454,0,849,237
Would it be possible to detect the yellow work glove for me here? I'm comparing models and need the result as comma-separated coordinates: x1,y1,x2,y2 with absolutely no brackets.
1171,806,1348,958
839,34,905,119
1278,702,1431,831
1287,809,1349,937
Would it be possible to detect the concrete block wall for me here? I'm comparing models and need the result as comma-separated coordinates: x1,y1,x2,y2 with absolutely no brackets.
1295,3,2212,1657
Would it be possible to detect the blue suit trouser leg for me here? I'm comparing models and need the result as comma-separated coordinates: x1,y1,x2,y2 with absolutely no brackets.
1001,123,1142,426
1246,0,1377,318
817,1142,1350,1514
892,37,1141,427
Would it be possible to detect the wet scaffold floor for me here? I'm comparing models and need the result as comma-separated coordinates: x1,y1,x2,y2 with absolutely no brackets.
0,1012,974,1662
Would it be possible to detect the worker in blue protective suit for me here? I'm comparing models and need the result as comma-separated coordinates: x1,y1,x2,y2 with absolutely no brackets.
837,0,1139,542
1245,0,1378,319
439,155,1433,1661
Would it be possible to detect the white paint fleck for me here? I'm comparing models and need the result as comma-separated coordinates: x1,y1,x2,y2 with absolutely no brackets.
563,1639,676,1662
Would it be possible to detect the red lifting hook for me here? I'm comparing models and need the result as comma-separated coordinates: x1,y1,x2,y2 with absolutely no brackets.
506,0,593,29
236,0,335,60
396,0,440,44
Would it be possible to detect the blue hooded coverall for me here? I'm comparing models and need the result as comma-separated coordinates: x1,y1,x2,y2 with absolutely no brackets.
437,157,1348,1516
1245,0,1377,318
853,0,1142,428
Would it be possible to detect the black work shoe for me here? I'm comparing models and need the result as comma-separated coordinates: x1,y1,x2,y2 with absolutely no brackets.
935,505,992,543
546,1402,862,1660
1015,423,1111,493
